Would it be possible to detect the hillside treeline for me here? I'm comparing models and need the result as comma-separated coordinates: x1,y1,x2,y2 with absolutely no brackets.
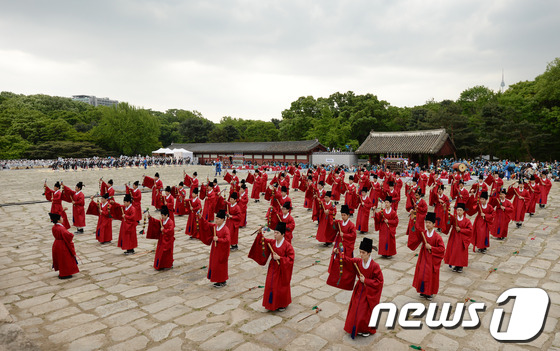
1,58,558,161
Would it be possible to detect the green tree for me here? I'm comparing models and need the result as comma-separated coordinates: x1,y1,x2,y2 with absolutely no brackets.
93,103,160,155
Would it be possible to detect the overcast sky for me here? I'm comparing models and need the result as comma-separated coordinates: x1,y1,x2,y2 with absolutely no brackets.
1,0,558,122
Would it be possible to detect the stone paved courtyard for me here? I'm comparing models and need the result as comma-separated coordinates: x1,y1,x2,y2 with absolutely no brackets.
1,165,559,351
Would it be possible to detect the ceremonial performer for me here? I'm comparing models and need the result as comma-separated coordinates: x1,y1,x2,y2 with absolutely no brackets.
248,222,295,312
406,189,428,236
508,180,530,228
198,210,230,288
151,205,175,270
71,182,86,233
374,196,399,258
490,189,514,240
152,173,164,210
343,237,383,338
356,187,373,234
442,203,472,273
50,212,79,279
327,205,357,290
92,193,112,244
44,181,71,229
127,181,142,223
118,194,138,255
280,201,296,243
315,191,337,246
163,186,175,222
226,192,243,251
407,212,445,300
471,192,495,254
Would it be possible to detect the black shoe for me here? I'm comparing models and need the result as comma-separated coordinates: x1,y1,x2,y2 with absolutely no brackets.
424,295,433,301
213,282,226,288
58,275,73,280
452,266,458,272
359,332,371,337
101,241,112,245
276,307,286,312
230,245,238,251
456,267,463,273
124,249,135,255
381,255,391,259
529,213,534,217
516,223,522,228
323,242,332,247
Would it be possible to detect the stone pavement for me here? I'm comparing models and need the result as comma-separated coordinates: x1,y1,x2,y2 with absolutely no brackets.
0,165,559,351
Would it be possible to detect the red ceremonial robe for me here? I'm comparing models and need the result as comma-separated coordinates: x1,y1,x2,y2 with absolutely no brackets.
152,179,163,209
52,223,79,277
433,194,450,229
199,218,230,282
327,219,357,290
128,187,143,222
312,188,325,222
49,189,71,229
175,188,187,216
292,170,300,190
537,177,552,205
118,204,137,250
526,182,540,214
316,200,337,243
303,182,314,209
472,203,495,250
153,217,175,269
344,183,358,214
343,257,384,338
406,198,428,236
226,203,243,245
248,232,295,311
203,189,216,222
238,190,249,227
369,181,382,208
280,213,296,243
408,228,445,295
251,176,261,200
443,214,472,267
95,202,112,243
190,177,199,198
509,186,530,222
72,190,86,228
164,194,175,222
490,198,514,239
455,187,470,209
374,208,399,256
185,197,202,238
356,195,373,232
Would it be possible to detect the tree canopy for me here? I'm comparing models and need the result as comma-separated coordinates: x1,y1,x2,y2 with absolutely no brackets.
1,58,559,160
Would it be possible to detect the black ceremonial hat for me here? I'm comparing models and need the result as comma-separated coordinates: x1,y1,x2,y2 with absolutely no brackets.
275,222,286,235
359,238,373,253
49,212,61,223
341,204,350,214
216,209,227,219
425,212,436,223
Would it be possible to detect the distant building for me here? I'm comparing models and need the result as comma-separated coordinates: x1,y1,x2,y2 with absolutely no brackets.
168,140,327,165
72,95,118,107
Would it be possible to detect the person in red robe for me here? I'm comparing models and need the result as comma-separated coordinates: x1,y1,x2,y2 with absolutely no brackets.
526,175,540,216
199,209,230,287
508,180,530,228
150,205,175,270
92,193,112,244
175,182,187,216
406,189,428,236
356,187,373,234
383,181,400,211
248,222,295,311
50,212,79,279
202,182,217,222
163,186,175,222
442,203,472,273
490,189,514,240
238,184,249,227
433,185,450,230
251,170,262,202
152,173,164,210
280,202,296,243
471,191,495,253
327,205,357,290
190,172,199,198
265,184,282,230
127,181,143,223
185,187,202,239
315,191,337,246
71,182,86,234
45,181,71,229
226,192,243,251
312,181,326,222
106,179,115,201
536,171,552,208
303,177,315,211
344,176,358,215
343,237,383,338
118,194,138,255
291,168,301,192
454,180,470,211
374,196,399,258
368,175,382,209
407,212,445,300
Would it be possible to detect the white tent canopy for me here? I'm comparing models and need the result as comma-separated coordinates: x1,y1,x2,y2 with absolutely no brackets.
172,148,193,160
152,147,167,154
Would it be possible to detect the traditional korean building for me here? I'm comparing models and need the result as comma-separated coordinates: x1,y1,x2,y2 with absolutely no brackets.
356,129,456,169
168,140,327,165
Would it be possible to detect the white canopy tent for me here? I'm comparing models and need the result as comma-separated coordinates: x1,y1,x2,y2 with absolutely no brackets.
152,147,167,154
172,148,193,160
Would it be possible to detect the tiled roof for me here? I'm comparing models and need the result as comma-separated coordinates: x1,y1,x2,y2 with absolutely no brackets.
168,140,326,154
355,129,455,154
